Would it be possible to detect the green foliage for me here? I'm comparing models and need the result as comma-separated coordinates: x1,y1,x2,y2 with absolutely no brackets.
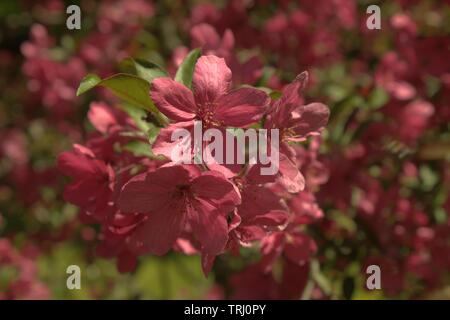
77,73,168,126
120,58,168,83
175,48,201,88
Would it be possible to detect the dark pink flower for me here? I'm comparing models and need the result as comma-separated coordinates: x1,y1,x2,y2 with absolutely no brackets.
265,72,329,192
188,24,263,85
265,72,330,144
151,55,268,127
119,165,241,255
151,55,269,159
57,144,114,218
191,24,234,61
261,231,317,272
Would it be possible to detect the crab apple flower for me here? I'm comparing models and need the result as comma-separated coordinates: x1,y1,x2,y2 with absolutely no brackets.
260,230,317,272
218,164,289,246
191,24,234,61
265,72,330,146
57,144,114,219
230,209,289,247
265,72,329,192
187,24,263,85
151,55,268,126
96,210,146,273
119,165,241,256
88,101,135,135
85,101,141,163
151,55,269,158
234,164,282,217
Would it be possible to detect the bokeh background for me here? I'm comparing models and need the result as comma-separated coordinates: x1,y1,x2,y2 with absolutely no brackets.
0,0,449,299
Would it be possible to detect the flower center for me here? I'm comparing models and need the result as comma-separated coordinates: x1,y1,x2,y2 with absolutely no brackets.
173,184,190,199
196,103,223,128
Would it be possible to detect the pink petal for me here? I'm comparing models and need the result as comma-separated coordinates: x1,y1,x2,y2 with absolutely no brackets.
63,179,101,206
119,166,191,213
188,198,229,255
260,232,285,272
265,72,309,130
152,121,194,159
284,233,317,266
88,102,118,134
58,150,104,179
117,251,137,273
292,102,330,137
247,210,288,226
127,200,187,255
239,185,281,217
201,253,216,277
280,71,309,108
192,55,231,105
220,29,235,51
231,55,262,85
150,77,196,121
72,144,95,157
215,87,269,126
192,171,241,207
191,23,221,50
277,154,305,193
246,163,277,185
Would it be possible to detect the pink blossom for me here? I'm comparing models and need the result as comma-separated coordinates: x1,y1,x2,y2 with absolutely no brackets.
119,165,241,255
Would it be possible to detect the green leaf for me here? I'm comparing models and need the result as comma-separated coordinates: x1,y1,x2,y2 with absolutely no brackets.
121,58,168,83
118,103,161,141
310,259,332,295
76,73,167,126
133,255,213,299
76,74,101,96
269,90,282,100
419,165,439,191
118,103,151,132
123,140,154,158
175,48,201,88
368,86,389,109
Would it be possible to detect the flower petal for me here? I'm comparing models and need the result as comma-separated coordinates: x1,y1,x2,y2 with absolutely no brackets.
284,233,317,266
127,200,186,255
192,55,231,105
247,210,288,226
292,102,330,137
57,150,102,179
201,253,216,277
277,154,305,193
150,77,196,121
215,87,269,126
192,171,241,208
239,185,281,217
280,71,308,108
188,197,229,255
119,166,191,213
191,23,221,50
152,121,194,160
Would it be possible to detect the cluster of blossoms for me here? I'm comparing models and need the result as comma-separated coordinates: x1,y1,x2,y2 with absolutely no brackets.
1,0,449,299
316,10,450,295
1,0,155,298
58,54,330,279
179,0,450,298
